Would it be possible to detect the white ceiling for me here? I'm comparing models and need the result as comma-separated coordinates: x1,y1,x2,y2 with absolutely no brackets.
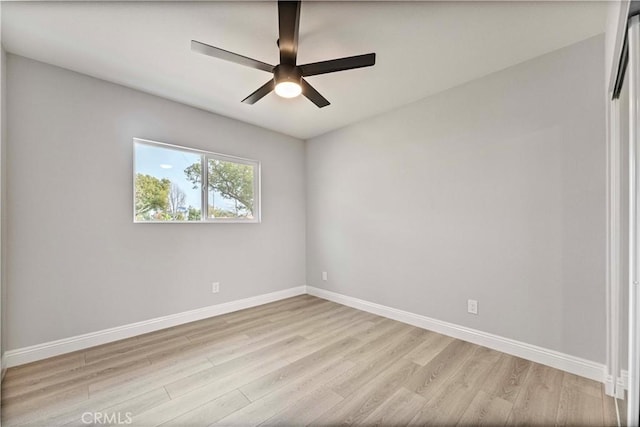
2,1,607,139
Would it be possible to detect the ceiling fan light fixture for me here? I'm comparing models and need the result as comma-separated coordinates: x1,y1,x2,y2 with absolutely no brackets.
275,81,302,98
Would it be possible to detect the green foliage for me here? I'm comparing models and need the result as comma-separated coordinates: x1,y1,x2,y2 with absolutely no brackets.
207,206,236,218
184,159,254,217
135,157,255,222
135,174,170,220
135,174,195,221
187,206,201,221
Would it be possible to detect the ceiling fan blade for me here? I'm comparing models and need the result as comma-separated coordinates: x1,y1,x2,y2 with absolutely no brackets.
241,80,275,104
301,79,330,108
191,40,274,73
300,53,376,77
278,1,301,65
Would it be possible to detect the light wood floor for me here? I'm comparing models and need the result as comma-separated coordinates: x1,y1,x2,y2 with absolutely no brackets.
1,295,618,426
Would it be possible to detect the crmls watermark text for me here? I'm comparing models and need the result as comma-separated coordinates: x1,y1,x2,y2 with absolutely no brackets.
81,412,133,425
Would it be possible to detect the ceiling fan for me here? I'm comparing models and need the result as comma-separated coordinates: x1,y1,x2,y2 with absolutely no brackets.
191,1,376,108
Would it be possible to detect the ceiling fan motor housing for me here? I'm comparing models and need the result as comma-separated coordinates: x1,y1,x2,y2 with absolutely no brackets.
274,64,302,86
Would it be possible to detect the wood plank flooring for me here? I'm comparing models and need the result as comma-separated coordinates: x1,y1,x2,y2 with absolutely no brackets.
1,295,618,426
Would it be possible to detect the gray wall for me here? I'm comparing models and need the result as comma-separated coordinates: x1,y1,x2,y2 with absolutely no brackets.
6,55,306,350
605,1,627,92
306,35,606,362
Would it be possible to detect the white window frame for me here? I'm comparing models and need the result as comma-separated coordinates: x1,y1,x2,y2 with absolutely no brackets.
133,138,261,223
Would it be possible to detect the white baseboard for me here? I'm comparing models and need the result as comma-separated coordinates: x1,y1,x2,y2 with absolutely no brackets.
2,284,613,386
615,369,629,399
620,369,629,388
4,286,306,368
306,286,606,384
605,369,630,399
605,374,616,397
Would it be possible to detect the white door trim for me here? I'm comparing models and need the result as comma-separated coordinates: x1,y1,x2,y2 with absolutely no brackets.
608,89,623,398
628,14,640,426
607,0,631,401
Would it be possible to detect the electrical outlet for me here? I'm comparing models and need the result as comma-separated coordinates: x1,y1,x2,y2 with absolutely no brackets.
322,271,328,281
212,282,220,293
467,299,478,315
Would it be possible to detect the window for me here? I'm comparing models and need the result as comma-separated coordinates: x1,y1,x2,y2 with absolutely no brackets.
133,138,260,223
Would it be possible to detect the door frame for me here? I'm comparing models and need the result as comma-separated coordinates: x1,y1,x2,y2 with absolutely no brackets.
628,15,640,425
610,5,640,425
